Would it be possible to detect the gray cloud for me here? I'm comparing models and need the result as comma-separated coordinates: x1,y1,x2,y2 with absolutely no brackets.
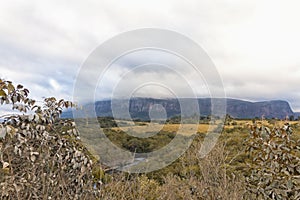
0,0,300,111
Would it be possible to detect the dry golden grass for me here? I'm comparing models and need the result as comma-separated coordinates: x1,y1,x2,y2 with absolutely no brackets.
236,119,298,125
112,119,300,137
112,123,213,136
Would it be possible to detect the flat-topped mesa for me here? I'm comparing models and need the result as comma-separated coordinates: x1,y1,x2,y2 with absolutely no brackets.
62,98,295,120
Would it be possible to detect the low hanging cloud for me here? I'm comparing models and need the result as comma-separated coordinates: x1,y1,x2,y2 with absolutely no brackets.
0,0,300,111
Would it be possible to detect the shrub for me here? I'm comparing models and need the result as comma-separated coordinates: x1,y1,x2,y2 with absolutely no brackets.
0,79,96,199
245,123,300,199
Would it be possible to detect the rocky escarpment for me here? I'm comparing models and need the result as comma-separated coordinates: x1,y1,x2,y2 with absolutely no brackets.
63,98,296,120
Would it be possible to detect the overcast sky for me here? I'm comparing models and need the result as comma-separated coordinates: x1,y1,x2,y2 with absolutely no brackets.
0,0,300,111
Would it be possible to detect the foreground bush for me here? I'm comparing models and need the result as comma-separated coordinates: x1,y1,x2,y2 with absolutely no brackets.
0,79,96,199
245,122,300,199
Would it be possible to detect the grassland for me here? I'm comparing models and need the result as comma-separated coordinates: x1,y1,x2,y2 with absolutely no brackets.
74,119,300,199
83,118,299,199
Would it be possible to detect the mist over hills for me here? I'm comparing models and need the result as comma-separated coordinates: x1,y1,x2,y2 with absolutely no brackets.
62,98,297,120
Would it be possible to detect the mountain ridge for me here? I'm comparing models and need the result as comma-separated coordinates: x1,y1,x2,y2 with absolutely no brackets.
62,98,296,120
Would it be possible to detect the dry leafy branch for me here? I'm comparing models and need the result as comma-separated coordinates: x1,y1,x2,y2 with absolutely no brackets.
245,123,300,199
0,79,97,199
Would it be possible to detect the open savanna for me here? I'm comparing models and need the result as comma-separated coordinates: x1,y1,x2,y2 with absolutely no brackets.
112,122,210,135
111,119,299,136
95,118,300,199
108,118,300,174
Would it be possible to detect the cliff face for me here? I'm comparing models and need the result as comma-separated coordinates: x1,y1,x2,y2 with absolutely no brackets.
96,98,182,119
226,99,294,119
63,98,295,119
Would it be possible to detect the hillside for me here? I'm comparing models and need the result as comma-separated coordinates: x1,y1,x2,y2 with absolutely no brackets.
63,98,295,120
